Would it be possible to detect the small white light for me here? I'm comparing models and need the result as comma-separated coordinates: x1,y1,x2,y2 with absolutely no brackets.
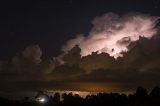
38,97,46,103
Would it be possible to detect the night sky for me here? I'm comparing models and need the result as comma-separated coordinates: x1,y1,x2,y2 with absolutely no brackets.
0,0,160,98
0,0,160,59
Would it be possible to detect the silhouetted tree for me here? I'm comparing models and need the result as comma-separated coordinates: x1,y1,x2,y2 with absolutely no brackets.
135,86,149,105
150,86,160,98
1,86,160,106
50,92,60,106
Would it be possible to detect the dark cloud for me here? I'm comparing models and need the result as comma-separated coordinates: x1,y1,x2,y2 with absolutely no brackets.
0,45,55,98
52,34,160,92
1,13,160,98
1,34,160,99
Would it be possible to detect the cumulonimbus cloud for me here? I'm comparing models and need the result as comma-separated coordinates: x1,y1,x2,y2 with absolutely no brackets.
62,12,159,58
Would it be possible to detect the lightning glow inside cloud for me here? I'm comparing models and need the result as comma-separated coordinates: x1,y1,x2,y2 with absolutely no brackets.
62,13,159,58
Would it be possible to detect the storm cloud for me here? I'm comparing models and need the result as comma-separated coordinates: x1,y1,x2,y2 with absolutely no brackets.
62,12,159,58
0,12,160,98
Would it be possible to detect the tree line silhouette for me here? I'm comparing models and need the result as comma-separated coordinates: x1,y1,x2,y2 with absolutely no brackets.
1,86,160,106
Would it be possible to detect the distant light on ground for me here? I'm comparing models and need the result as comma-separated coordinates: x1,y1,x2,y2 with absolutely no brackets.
38,97,46,103
35,95,48,103
46,90,97,99
35,91,49,103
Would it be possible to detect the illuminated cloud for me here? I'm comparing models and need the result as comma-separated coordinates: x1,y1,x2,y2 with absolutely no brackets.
0,13,160,98
62,13,159,58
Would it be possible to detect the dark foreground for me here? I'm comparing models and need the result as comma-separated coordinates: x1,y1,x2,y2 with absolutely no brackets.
1,86,160,106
